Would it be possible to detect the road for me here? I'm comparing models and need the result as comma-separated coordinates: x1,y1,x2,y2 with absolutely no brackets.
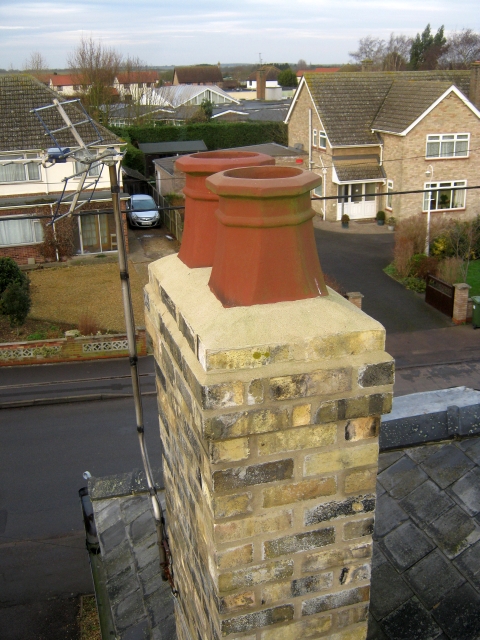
0,393,162,640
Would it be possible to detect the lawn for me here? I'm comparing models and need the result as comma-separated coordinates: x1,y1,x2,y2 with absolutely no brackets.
0,261,146,343
467,260,480,296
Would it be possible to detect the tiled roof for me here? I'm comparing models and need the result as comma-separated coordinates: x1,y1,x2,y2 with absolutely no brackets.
333,160,386,182
297,67,340,77
116,71,159,84
174,65,223,84
49,74,83,87
0,74,122,151
304,71,471,146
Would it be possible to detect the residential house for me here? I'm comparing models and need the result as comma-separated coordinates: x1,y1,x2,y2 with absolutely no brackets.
173,65,223,86
113,70,159,102
48,73,84,96
246,65,281,89
286,65,480,222
0,74,126,265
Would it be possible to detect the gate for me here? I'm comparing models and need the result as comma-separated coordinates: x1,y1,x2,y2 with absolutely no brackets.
425,275,454,317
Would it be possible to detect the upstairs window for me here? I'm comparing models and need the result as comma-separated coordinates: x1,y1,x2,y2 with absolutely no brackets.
423,180,466,211
0,154,41,183
75,160,101,178
426,134,469,159
319,131,327,149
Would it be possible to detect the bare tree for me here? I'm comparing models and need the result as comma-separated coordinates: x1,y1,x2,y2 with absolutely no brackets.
383,34,412,70
297,59,308,71
68,36,123,121
439,29,480,69
23,51,48,76
349,36,386,69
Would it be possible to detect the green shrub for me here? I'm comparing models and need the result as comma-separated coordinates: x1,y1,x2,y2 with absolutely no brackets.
402,276,426,293
376,210,386,221
0,257,29,296
408,253,439,279
1,281,31,328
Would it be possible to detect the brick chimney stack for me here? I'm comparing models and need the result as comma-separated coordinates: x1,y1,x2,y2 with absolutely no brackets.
470,61,480,109
361,59,373,72
257,69,266,100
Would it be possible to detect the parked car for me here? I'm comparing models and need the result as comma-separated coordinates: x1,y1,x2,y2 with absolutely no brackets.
126,194,161,228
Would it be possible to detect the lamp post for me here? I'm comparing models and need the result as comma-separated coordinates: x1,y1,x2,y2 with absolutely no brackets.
425,165,434,256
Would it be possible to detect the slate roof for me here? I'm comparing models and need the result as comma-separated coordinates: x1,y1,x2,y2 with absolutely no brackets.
0,74,122,152
303,70,471,147
174,65,223,84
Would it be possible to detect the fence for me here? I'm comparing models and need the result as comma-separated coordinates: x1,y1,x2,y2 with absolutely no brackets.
425,274,455,317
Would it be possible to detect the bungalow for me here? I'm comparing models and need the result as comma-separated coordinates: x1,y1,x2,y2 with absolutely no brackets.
114,70,159,102
286,65,480,221
0,74,126,264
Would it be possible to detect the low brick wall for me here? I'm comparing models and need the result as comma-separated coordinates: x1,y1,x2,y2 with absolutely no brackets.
0,328,147,366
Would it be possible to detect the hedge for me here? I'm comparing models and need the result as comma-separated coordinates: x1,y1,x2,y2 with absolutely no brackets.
110,121,288,172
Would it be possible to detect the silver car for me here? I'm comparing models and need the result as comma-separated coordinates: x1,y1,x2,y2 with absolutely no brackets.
126,194,161,228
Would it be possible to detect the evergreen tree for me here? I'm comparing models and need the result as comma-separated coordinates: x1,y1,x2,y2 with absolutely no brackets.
410,24,448,70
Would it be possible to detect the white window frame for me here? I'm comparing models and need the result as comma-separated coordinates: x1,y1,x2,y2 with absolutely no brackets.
0,218,44,247
74,160,101,179
426,133,469,159
423,180,467,211
386,180,393,210
0,153,41,184
312,129,317,147
319,131,327,149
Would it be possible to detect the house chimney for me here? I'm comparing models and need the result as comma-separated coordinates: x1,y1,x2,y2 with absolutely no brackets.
470,61,480,109
361,59,373,72
257,69,266,100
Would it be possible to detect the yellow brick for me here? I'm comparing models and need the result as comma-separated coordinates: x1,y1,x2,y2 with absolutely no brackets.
292,404,311,426
307,330,384,360
302,542,372,573
329,623,368,640
260,580,291,605
214,493,253,519
214,510,293,543
304,443,379,476
260,615,332,640
219,559,294,592
210,437,250,464
219,590,255,613
345,469,377,494
345,417,380,442
217,544,253,570
262,477,337,508
258,423,337,456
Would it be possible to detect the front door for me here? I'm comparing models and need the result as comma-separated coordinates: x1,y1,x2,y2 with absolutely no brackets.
337,183,378,220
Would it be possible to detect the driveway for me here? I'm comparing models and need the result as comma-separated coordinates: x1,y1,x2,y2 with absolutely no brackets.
314,223,452,334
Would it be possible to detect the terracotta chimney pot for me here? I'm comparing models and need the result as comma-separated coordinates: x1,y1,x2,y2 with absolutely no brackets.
175,151,274,268
206,165,328,307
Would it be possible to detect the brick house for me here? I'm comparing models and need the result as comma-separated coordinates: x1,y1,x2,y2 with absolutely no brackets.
0,74,126,265
286,65,480,221
113,70,159,102
173,65,223,86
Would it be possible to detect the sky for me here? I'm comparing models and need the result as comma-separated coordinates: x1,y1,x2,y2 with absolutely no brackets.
0,0,479,70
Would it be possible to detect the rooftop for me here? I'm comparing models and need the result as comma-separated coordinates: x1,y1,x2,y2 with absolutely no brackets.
173,65,223,85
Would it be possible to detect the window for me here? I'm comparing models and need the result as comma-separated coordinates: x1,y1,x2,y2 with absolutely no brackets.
75,160,101,178
337,183,377,203
365,183,376,201
426,134,469,158
386,180,393,210
0,154,41,183
312,129,317,147
319,131,327,149
0,218,43,246
313,180,323,198
423,181,466,211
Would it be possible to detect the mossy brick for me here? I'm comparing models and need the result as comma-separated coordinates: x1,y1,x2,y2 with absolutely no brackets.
336,603,369,628
247,379,264,405
301,585,370,616
214,510,292,544
258,423,337,456
305,495,376,526
260,580,291,605
306,330,384,360
160,285,177,320
344,469,377,494
260,615,332,640
218,590,255,614
315,401,339,424
292,404,311,426
213,459,294,491
154,361,166,391
160,317,182,367
210,438,250,464
218,559,294,592
205,408,290,441
217,544,253,570
301,542,372,573
262,477,337,508
330,624,368,640
339,563,370,586
345,416,380,442
213,493,253,519
206,344,291,372
304,443,379,476
221,604,294,636
291,572,333,597
269,368,351,400
202,381,245,410
159,344,175,383
358,361,394,388
264,527,335,559
174,369,194,415
179,313,196,353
